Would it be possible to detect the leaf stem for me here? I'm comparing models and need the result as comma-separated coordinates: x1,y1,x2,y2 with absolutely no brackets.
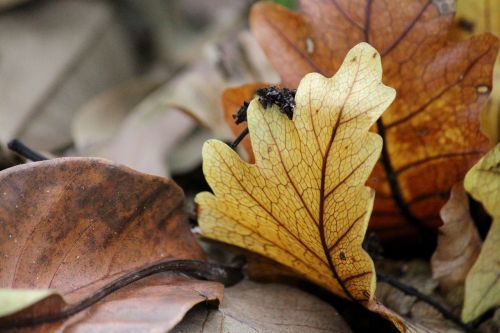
230,127,249,149
376,272,477,333
0,259,244,329
7,139,49,162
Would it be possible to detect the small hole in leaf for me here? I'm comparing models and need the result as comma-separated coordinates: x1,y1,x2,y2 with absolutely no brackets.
305,37,315,54
351,57,357,62
476,85,490,94
339,251,347,260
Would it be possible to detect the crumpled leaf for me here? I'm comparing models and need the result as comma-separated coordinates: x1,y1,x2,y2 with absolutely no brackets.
0,158,222,331
452,0,500,143
431,183,482,292
250,0,499,244
196,43,409,329
172,280,352,333
462,143,500,322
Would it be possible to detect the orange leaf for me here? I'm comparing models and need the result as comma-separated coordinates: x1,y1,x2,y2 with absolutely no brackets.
250,0,499,248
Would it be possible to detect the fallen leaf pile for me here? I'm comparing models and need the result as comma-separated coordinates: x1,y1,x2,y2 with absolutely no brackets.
227,0,499,247
1,0,500,332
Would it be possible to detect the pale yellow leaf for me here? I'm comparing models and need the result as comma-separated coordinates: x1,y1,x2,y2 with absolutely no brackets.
196,43,406,328
0,289,61,318
462,143,500,322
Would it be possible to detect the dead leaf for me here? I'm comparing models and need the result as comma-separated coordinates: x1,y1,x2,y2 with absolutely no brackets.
71,75,164,151
431,183,482,292
452,0,500,143
85,106,197,177
172,280,353,333
0,0,134,151
462,143,500,322
0,158,223,331
250,0,499,243
197,43,393,303
196,43,412,330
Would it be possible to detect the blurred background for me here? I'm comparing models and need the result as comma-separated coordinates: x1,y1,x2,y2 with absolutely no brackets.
0,0,295,190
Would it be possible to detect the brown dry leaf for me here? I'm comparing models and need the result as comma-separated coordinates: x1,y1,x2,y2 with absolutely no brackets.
250,0,499,244
172,280,353,333
431,183,482,292
0,158,223,331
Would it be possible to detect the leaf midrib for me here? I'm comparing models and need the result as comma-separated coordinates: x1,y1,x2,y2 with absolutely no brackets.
317,55,362,302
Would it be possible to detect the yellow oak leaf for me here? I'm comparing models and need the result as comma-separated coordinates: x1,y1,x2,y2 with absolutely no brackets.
462,143,500,322
196,43,397,316
453,0,500,143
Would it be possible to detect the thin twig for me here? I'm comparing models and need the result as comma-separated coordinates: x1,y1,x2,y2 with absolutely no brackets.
0,259,244,329
377,272,477,333
7,139,48,161
230,127,249,149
